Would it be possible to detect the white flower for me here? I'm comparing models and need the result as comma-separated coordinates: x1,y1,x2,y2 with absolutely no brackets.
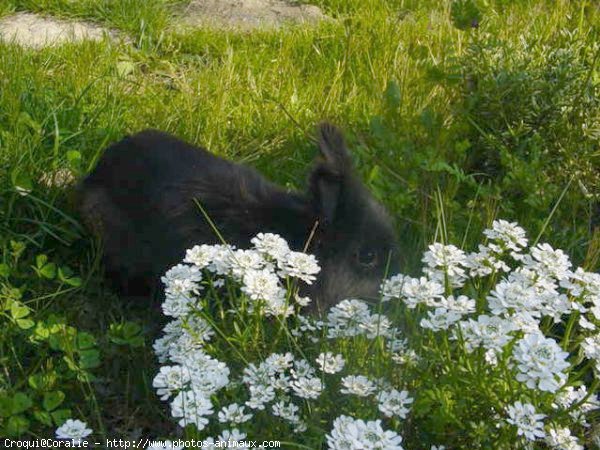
206,244,236,275
184,244,215,268
554,385,600,424
380,274,408,302
246,384,276,410
506,401,546,441
327,299,373,338
465,245,510,277
513,333,569,393
291,377,323,399
218,403,252,424
326,415,404,450
483,220,528,254
340,375,376,397
161,264,203,297
270,373,291,391
272,400,301,422
359,313,392,338
316,352,345,374
243,362,271,386
401,277,444,308
290,359,316,380
295,294,312,307
457,315,518,352
278,251,321,284
55,419,92,442
523,243,572,281
422,243,468,285
434,295,476,315
420,307,462,331
484,349,499,366
218,429,247,443
162,292,195,318
170,389,213,430
153,365,191,400
242,268,283,302
582,334,600,365
545,427,583,450
251,233,290,261
579,315,596,330
377,389,413,419
487,279,538,317
181,352,230,397
229,249,267,278
264,352,295,374
510,311,542,334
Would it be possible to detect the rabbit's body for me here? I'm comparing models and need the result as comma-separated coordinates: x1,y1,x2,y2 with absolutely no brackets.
78,124,398,311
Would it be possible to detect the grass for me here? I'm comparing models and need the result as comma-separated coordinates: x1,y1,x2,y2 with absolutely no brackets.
0,0,598,442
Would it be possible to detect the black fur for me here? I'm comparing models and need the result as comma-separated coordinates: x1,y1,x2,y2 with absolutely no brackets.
78,124,398,312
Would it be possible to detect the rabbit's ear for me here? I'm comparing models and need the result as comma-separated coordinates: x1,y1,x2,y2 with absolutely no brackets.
316,122,352,174
309,123,352,226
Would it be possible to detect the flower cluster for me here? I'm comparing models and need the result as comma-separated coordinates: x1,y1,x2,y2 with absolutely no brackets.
55,419,92,444
153,234,413,448
154,234,325,437
326,415,404,450
381,220,600,446
151,223,599,449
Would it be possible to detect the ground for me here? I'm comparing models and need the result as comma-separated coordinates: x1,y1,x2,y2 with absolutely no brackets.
0,0,328,47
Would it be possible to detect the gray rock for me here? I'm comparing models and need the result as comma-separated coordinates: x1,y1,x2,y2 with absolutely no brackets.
178,0,329,30
0,12,121,48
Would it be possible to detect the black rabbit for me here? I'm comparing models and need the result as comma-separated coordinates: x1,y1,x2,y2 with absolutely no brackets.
78,123,398,312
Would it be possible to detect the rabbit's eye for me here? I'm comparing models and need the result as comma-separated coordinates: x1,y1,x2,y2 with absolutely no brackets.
357,248,378,267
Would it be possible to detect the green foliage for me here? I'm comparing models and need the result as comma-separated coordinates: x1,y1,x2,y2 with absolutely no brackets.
457,30,600,234
108,321,145,348
451,0,481,30
0,0,598,442
0,243,99,437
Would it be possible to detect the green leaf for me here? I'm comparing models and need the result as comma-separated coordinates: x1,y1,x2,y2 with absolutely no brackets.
35,254,48,269
66,150,82,171
51,408,72,426
28,374,43,391
66,276,82,287
116,60,136,77
450,0,481,30
122,321,141,338
10,169,33,196
33,410,53,426
16,318,35,329
11,392,33,415
109,321,144,347
28,371,57,391
57,266,82,287
18,111,41,133
10,301,30,320
79,349,101,369
0,263,10,277
43,391,65,411
128,336,144,347
0,394,12,417
10,240,26,260
4,415,30,437
77,332,96,350
384,80,401,109
40,263,57,279
62,355,78,372
32,321,51,340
